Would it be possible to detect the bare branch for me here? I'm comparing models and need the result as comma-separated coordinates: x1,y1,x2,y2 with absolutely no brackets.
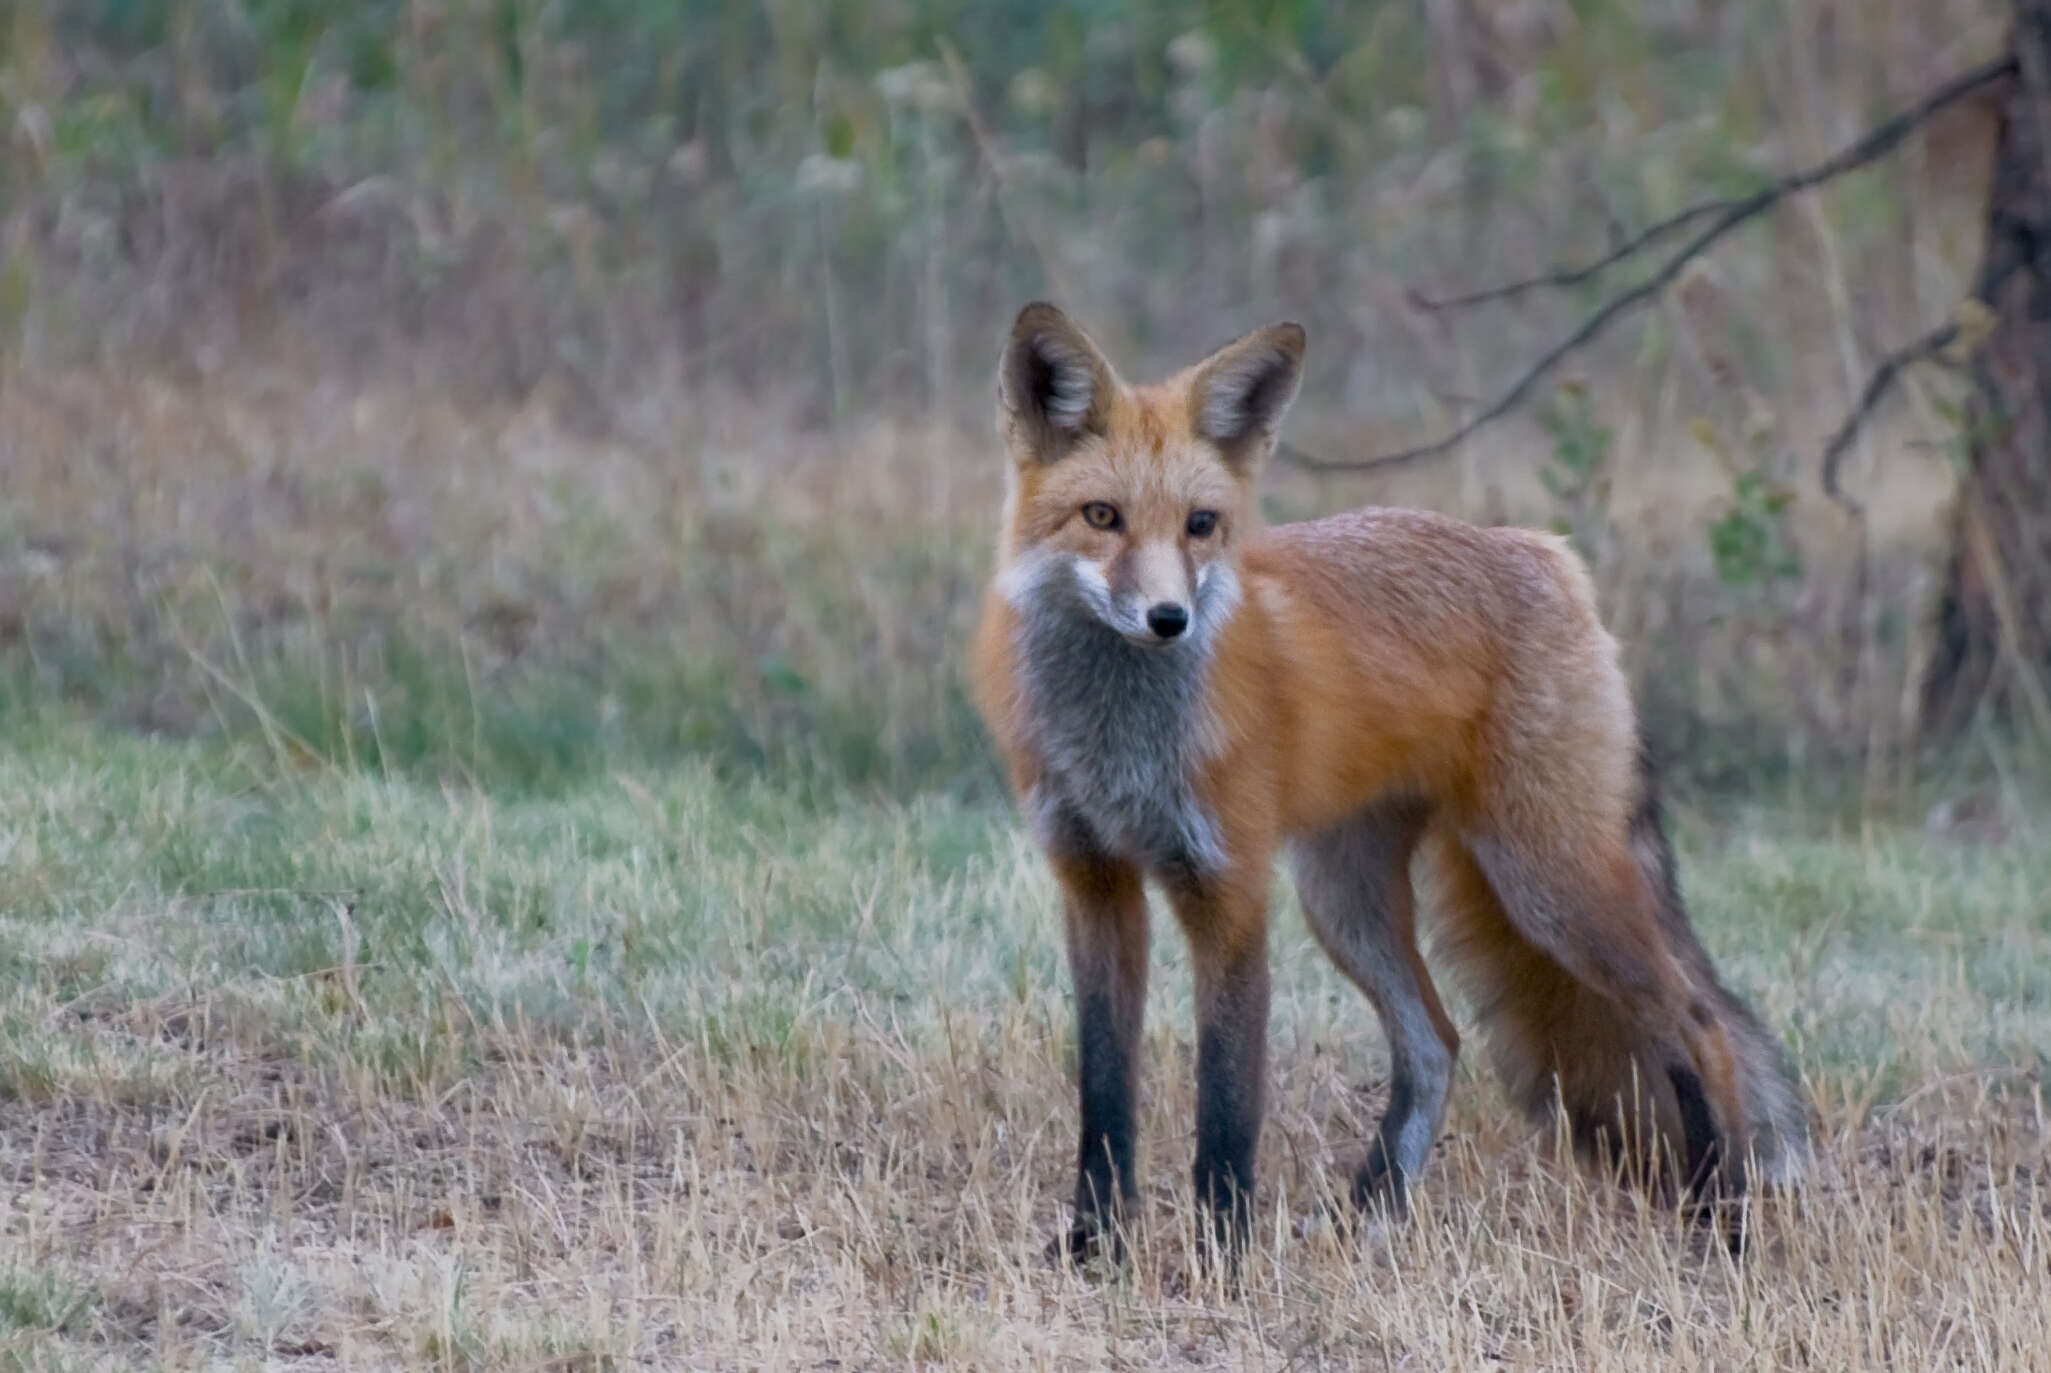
1410,195,1731,311
1820,259,2022,512
1817,322,1960,513
1287,53,2018,476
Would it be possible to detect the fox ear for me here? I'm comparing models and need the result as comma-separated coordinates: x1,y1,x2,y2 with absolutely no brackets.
1188,322,1306,469
998,302,1116,462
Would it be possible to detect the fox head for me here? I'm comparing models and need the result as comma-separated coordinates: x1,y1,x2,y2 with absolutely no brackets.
994,302,1305,647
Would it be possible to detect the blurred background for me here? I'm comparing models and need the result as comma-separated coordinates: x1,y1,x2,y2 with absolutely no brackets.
0,0,2025,807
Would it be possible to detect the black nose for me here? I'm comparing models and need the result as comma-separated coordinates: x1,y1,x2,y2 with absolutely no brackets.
1146,602,1189,639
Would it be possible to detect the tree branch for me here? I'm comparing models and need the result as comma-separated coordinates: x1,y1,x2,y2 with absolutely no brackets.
1817,322,1960,513
1820,258,2022,512
1409,195,1731,311
1287,53,2018,476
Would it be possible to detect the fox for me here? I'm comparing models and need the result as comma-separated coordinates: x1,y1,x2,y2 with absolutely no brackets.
970,303,1807,1260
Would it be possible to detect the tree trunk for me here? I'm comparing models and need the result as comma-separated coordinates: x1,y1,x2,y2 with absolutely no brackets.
1921,0,2051,737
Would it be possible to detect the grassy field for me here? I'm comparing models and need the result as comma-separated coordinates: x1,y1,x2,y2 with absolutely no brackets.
1,711,2047,1369
1,0,2019,800
5,4,2048,1366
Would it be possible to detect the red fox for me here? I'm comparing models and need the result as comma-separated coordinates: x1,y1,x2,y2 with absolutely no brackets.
971,303,1807,1258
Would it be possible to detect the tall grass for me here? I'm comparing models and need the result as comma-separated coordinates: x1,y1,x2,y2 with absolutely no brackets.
2,1,2005,404
0,0,2028,797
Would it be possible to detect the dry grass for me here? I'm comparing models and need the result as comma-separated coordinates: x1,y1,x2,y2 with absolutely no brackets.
6,7,2047,1366
1,725,2046,1369
0,339,1997,804
0,357,1001,793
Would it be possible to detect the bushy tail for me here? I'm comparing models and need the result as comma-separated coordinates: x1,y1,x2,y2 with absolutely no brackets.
1426,747,1807,1197
1623,743,1808,1189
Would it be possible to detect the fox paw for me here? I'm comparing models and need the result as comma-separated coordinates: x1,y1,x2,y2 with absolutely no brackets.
1350,1148,1410,1223
1045,1217,1125,1269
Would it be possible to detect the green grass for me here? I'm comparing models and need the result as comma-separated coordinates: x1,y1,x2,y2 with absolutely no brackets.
0,712,1048,1105
5,715,2044,1091
1,715,2047,1365
1,712,2045,1114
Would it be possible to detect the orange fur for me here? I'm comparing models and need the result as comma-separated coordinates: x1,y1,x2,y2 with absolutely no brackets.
974,304,1806,1257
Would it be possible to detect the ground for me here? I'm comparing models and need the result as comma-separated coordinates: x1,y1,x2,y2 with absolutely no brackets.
0,717,2047,1370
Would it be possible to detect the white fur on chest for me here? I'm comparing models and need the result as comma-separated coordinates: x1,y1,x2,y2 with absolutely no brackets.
1005,554,1232,873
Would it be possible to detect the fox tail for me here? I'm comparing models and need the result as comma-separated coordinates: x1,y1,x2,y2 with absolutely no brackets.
1431,743,1808,1200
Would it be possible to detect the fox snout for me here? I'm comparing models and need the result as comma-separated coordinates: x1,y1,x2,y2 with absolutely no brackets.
1002,541,1236,648
1145,602,1189,639
1116,542,1196,645
1018,547,1235,647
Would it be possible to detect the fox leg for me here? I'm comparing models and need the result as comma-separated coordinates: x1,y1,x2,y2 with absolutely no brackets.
1290,803,1458,1216
1049,843,1151,1259
1164,864,1271,1257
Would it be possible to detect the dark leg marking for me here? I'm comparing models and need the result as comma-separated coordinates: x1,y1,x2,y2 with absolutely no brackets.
1353,1074,1418,1218
1191,948,1268,1266
1062,981,1140,1261
1047,845,1149,1265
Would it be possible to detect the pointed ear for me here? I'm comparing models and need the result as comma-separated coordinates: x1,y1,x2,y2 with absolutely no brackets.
1187,322,1306,469
998,302,1117,462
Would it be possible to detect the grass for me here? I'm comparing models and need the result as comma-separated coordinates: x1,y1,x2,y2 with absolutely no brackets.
5,4,2046,1365
3,1,2016,796
4,1,2005,425
1,713,2047,1367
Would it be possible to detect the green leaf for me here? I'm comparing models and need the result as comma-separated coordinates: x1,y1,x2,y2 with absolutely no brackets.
759,655,810,697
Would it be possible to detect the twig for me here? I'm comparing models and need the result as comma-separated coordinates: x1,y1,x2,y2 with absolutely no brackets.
1820,257,2021,511
1410,194,1732,311
1289,197,1762,472
1818,322,1960,512
1287,53,2018,475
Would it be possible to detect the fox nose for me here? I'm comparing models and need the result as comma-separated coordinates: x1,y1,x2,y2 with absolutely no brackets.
1146,602,1189,640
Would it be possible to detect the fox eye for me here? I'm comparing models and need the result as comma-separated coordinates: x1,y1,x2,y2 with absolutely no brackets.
1186,510,1219,538
1081,501,1122,531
